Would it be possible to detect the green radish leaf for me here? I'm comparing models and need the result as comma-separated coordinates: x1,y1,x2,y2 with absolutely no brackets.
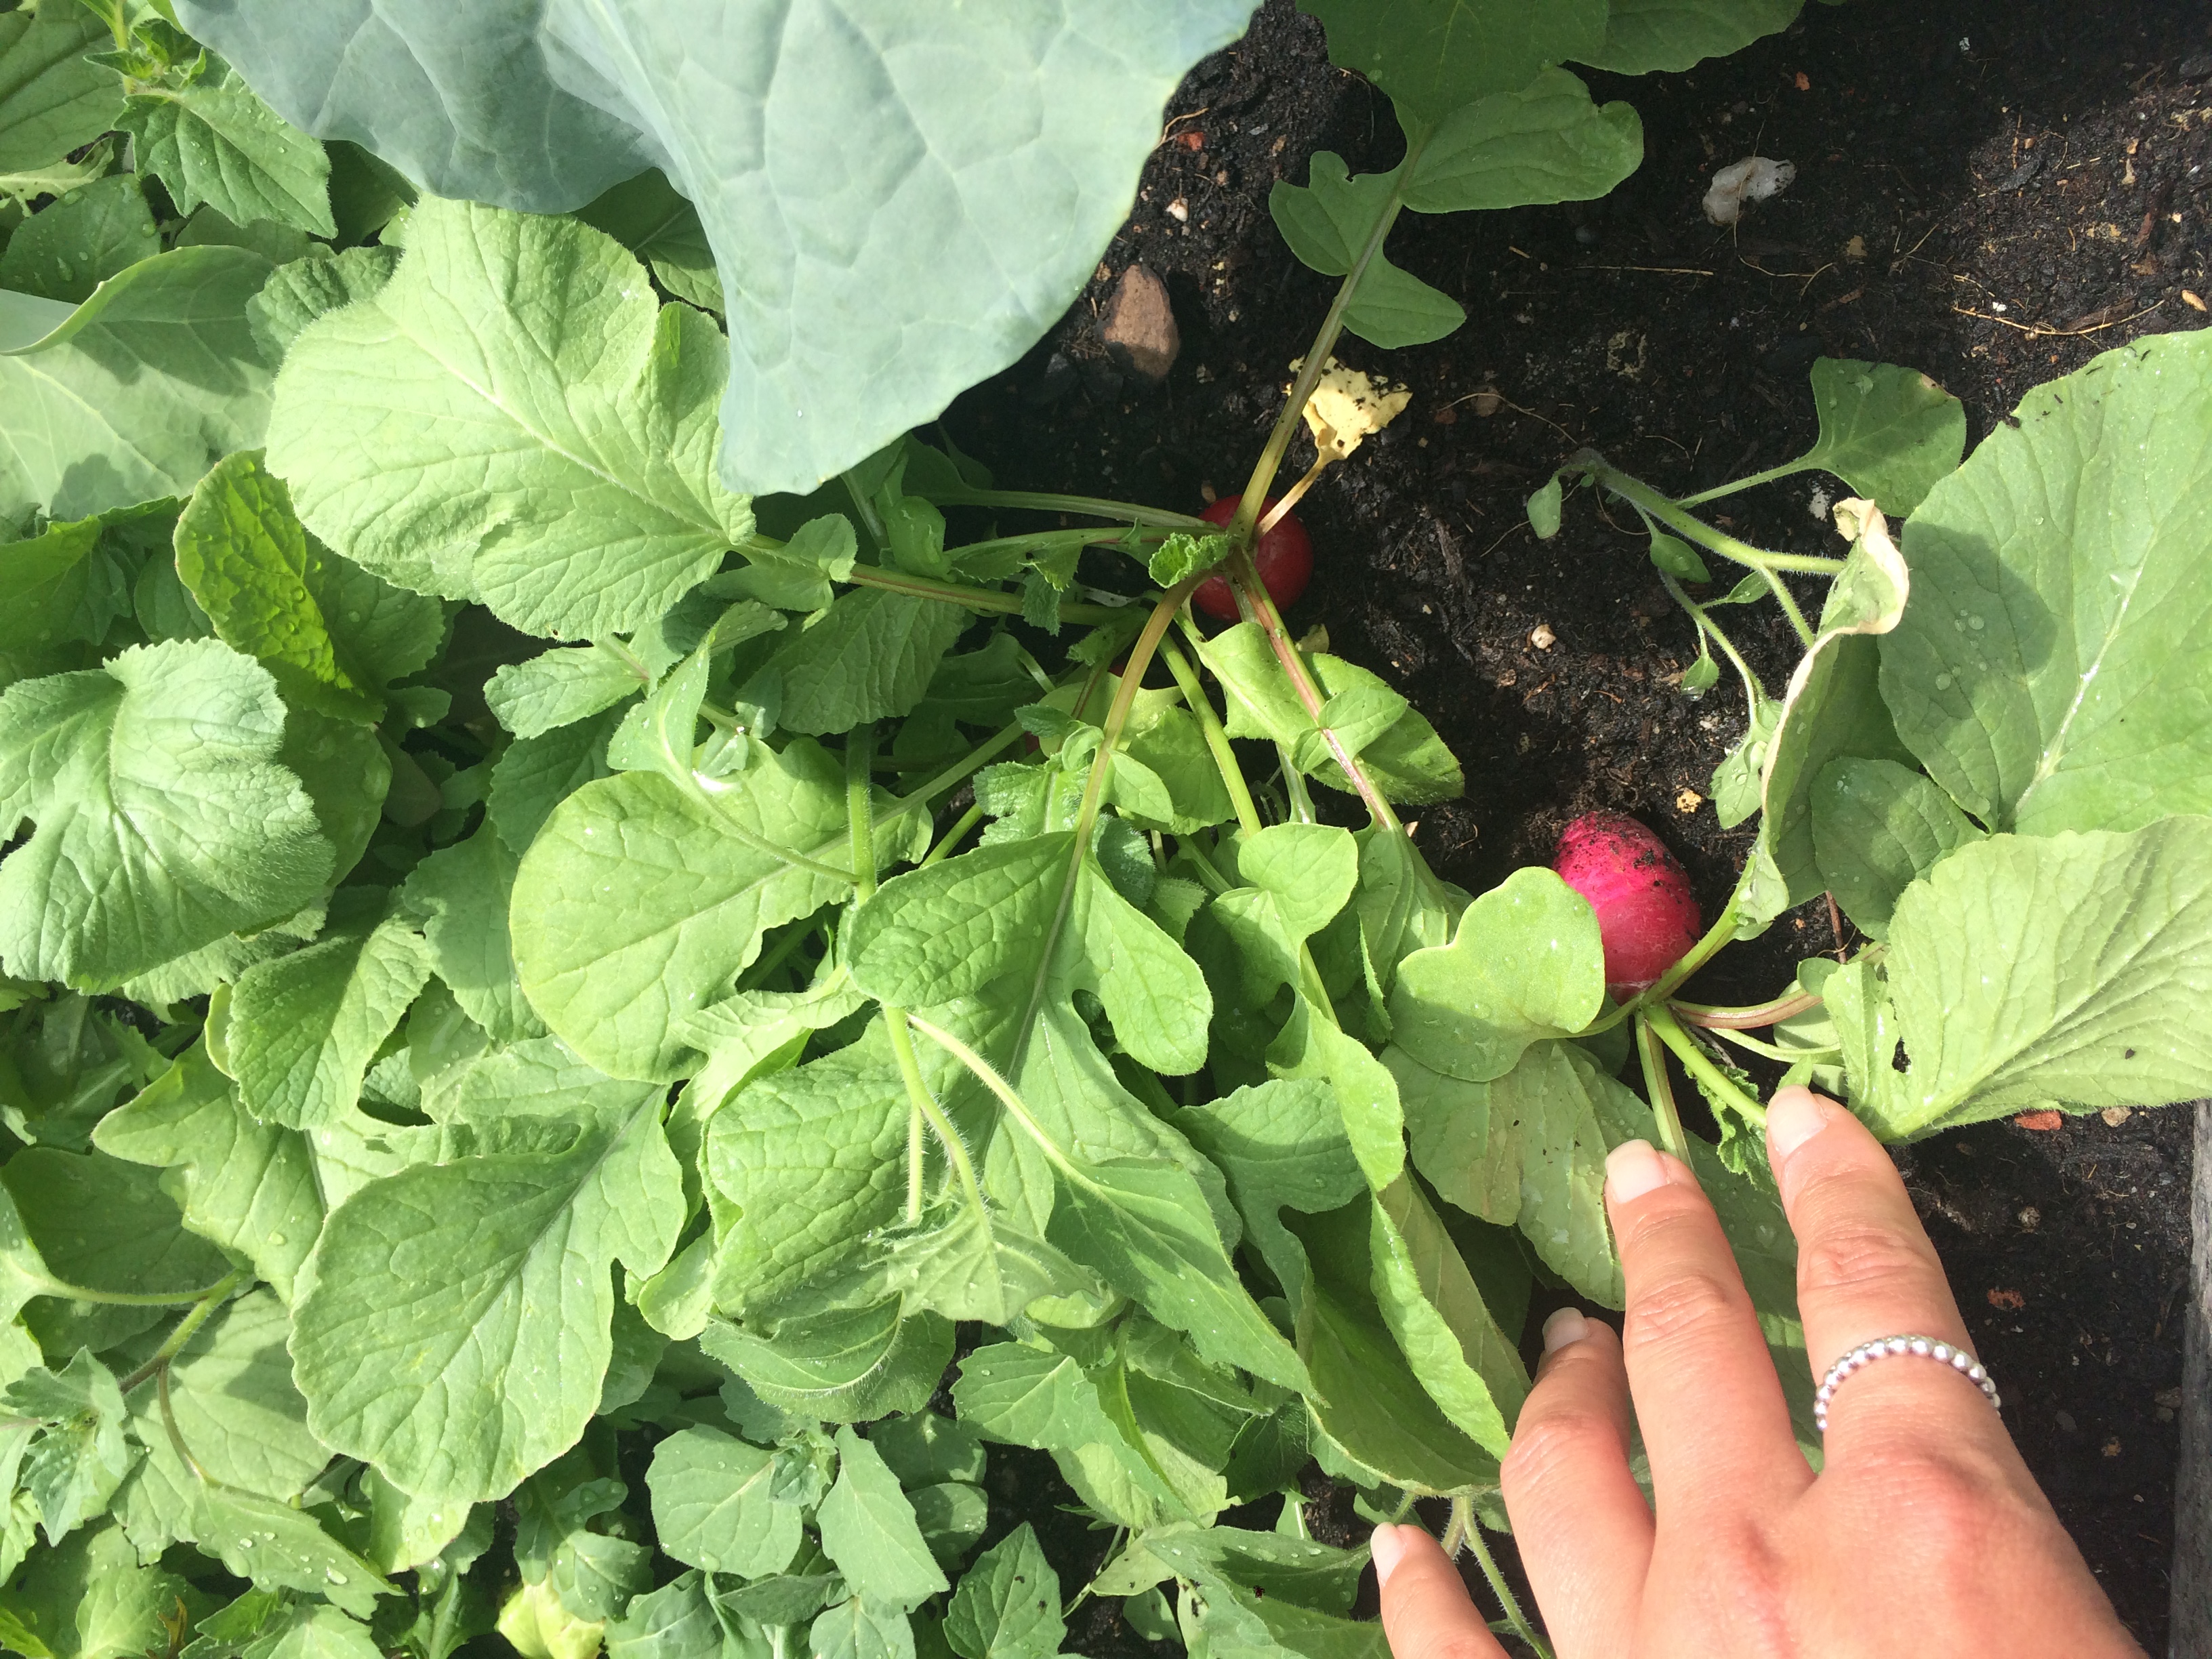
266,199,752,638
1266,993,1407,1189
703,1020,913,1315
1758,512,1914,912
810,1597,916,1659
1710,694,1780,829
1267,155,1462,348
1647,531,1709,583
176,450,445,724
1367,1176,1527,1458
0,640,333,989
701,1300,951,1427
1282,1200,1496,1496
1198,623,1462,804
1526,475,1564,539
949,1343,1179,1529
114,1291,330,1558
1580,0,1805,73
605,1572,745,1659
0,247,274,530
93,1045,319,1300
485,647,644,741
488,712,618,858
645,1427,802,1580
178,0,1256,495
1205,825,1358,1004
751,589,969,737
190,1488,391,1618
1387,867,1605,1083
944,1523,1061,1659
6,1351,132,1547
0,177,157,305
289,1092,682,1504
1390,1040,1621,1304
1860,819,2212,1138
1046,1155,1307,1395
117,74,335,239
1883,330,2212,835
404,824,546,1045
577,170,724,314
224,888,432,1130
1298,0,1607,127
0,8,123,176
0,509,147,682
1171,1078,1363,1313
245,245,401,365
1398,68,1641,213
511,739,852,1082
0,1521,193,1659
817,1427,947,1607
1795,359,1966,516
1809,756,1984,940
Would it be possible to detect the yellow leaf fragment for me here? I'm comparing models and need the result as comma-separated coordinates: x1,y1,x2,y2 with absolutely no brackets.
1286,357,1411,463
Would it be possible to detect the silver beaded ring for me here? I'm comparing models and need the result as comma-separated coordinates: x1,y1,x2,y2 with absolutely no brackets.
1812,1333,2000,1433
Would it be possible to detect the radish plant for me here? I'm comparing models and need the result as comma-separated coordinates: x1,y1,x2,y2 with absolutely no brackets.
0,3,2205,1659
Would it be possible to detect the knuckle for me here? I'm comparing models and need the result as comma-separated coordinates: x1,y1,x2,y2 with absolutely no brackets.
1797,1216,1939,1303
1406,1633,1496,1659
1846,1450,2007,1575
1620,1265,1749,1356
1500,1408,1617,1500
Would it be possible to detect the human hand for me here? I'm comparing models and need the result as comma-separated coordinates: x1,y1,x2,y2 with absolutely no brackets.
1371,1086,2143,1658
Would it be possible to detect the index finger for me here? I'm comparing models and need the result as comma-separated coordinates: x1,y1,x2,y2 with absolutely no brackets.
1764,1088,2010,1454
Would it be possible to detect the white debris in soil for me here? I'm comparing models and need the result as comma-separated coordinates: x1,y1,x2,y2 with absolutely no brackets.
1704,157,1797,225
1807,483,1832,522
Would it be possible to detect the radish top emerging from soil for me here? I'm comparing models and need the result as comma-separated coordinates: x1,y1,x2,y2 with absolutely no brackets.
1193,495,1313,620
1553,813,1704,997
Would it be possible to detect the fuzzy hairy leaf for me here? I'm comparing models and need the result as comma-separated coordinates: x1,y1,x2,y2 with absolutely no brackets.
0,247,274,531
1883,330,2212,836
265,199,752,638
290,1094,682,1503
0,640,332,989
117,75,335,239
0,9,121,176
512,740,852,1082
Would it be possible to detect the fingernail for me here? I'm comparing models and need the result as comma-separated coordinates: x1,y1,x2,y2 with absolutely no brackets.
1604,1139,1670,1203
1767,1086,1839,1164
1542,1307,1589,1352
1369,1524,1409,1586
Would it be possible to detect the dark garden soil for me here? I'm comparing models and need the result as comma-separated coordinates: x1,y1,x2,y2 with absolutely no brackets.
942,0,2212,1649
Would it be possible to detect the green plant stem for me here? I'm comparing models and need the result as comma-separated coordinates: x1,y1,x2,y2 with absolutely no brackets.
1674,457,1812,508
1458,1509,1553,1659
1235,131,1429,535
1702,1023,1816,1064
426,1566,465,1659
157,1366,209,1485
846,722,878,903
842,561,1122,623
919,801,986,869
115,1268,251,1395
1010,579,1205,1071
1655,569,1766,715
1158,634,1263,836
926,488,1209,529
884,1010,983,1218
42,1273,241,1309
1229,551,1401,832
1647,1002,1768,1129
1673,990,1822,1029
1634,1012,1692,1164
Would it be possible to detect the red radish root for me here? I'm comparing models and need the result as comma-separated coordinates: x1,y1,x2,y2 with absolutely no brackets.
1553,812,1702,998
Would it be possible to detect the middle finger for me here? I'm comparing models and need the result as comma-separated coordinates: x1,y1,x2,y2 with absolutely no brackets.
1605,1139,1808,1515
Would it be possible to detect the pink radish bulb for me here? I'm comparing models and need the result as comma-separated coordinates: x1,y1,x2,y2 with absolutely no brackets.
1552,813,1703,998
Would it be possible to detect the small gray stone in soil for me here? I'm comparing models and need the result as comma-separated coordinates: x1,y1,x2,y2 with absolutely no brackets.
1101,264,1180,383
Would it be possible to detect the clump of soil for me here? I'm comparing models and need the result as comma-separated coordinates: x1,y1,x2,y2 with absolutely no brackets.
945,0,2209,1647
